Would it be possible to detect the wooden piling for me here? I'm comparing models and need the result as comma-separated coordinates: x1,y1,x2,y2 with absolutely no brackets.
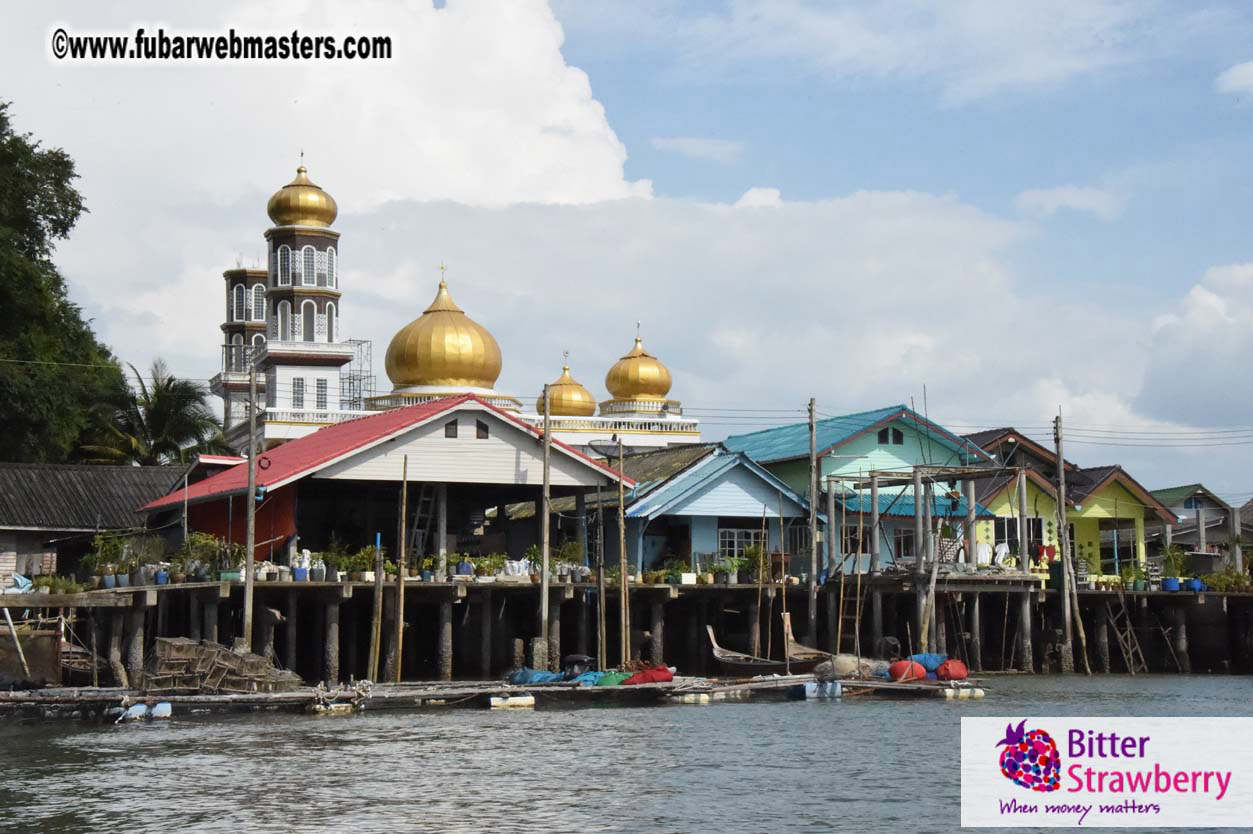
323,599,340,684
649,599,664,665
871,590,883,658
748,596,761,657
969,592,982,672
108,609,128,688
203,598,219,645
479,591,493,679
438,601,453,681
285,593,299,672
188,594,201,642
1174,608,1191,673
1018,591,1034,672
936,596,947,655
125,606,145,689
548,597,562,672
1095,607,1110,673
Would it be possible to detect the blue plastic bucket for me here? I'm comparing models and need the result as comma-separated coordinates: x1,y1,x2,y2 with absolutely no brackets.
1161,577,1180,591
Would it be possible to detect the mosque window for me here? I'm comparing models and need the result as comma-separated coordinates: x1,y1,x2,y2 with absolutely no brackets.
316,250,327,287
252,285,266,322
268,246,276,285
301,300,316,342
476,420,489,440
326,302,336,342
302,246,316,287
444,420,458,439
252,333,265,347
292,378,305,410
316,379,328,411
230,333,244,372
278,300,291,341
233,284,247,322
285,245,299,285
327,247,337,288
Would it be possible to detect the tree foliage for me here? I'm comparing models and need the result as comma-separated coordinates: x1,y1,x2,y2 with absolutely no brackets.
0,100,127,462
80,360,232,465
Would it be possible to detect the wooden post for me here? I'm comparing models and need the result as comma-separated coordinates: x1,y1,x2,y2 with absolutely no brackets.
394,455,407,682
1053,413,1074,672
323,599,340,684
1174,608,1191,673
596,498,607,671
368,535,384,681
126,605,145,689
807,398,819,644
438,600,453,681
936,597,947,654
1017,468,1028,564
871,590,883,657
649,598,665,665
825,475,837,577
188,594,202,642
540,384,552,667
436,483,448,576
576,592,589,657
1196,504,1206,554
1095,607,1110,673
284,592,299,672
748,596,761,657
617,436,630,667
479,591,493,679
825,586,838,653
548,596,562,672
258,606,283,661
243,359,258,650
969,592,983,671
1231,507,1243,572
203,598,219,645
913,468,924,574
108,609,128,688
964,478,977,565
1018,591,1034,672
869,474,881,573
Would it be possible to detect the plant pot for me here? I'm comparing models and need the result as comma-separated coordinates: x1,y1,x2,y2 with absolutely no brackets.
101,574,116,590
293,567,309,582
115,572,130,588
310,566,326,581
171,572,187,584
737,570,753,584
219,570,241,582
421,570,434,582
155,570,170,586
1185,578,1202,592
530,573,541,583
408,568,418,578
130,570,145,587
362,570,376,582
1133,579,1147,592
714,571,729,585
726,572,738,586
87,575,102,590
476,567,488,577
349,571,364,582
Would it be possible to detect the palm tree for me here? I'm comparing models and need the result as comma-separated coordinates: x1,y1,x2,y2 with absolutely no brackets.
80,359,233,465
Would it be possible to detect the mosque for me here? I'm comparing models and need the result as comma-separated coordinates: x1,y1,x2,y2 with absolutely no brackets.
209,165,701,453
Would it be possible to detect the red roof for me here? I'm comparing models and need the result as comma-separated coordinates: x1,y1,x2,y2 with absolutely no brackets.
142,395,632,511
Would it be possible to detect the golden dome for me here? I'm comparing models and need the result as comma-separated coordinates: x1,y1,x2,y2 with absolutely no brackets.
538,365,596,417
605,337,672,401
267,165,338,227
384,280,503,389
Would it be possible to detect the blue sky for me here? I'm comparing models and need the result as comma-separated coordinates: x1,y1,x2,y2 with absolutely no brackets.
6,0,1253,498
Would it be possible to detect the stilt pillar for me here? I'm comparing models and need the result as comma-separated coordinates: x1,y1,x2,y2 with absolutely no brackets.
108,609,128,688
871,590,884,658
438,600,454,681
479,591,493,679
548,597,562,672
747,596,761,657
188,594,201,642
284,593,299,672
935,595,947,655
125,605,145,689
649,598,665,665
1095,607,1110,673
1018,591,1034,672
203,598,219,645
1175,608,1191,673
323,599,340,685
968,592,982,672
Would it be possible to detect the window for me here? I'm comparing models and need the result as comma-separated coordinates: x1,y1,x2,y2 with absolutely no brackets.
893,528,915,561
993,516,1045,555
268,245,276,284
232,284,246,322
316,250,327,287
252,333,265,347
278,245,292,286
476,420,489,439
444,420,458,438
327,247,337,288
302,246,316,287
877,427,889,444
788,524,811,557
325,302,336,342
278,300,291,340
878,426,905,445
252,285,266,322
718,528,764,559
315,378,328,410
230,333,244,372
287,245,300,284
892,428,904,445
301,300,315,343
292,378,305,410
842,526,863,555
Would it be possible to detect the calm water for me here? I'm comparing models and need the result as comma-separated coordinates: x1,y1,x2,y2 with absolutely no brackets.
1,676,1247,833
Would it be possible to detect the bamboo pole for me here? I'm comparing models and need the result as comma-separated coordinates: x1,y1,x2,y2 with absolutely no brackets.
540,384,552,669
242,360,258,650
368,532,383,681
393,456,408,682
779,491,790,675
617,436,630,667
3,609,30,679
596,499,607,671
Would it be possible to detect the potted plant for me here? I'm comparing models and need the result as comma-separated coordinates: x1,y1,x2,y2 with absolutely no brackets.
418,555,436,582
309,557,326,582
740,545,762,584
713,559,731,585
1132,564,1147,592
169,556,187,585
1085,551,1101,589
1161,545,1185,592
1119,563,1135,591
384,559,398,580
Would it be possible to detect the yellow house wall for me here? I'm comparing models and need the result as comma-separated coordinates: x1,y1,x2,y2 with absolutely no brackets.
975,480,1060,548
1068,481,1148,568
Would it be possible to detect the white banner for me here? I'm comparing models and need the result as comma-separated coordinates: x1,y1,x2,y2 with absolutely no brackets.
961,717,1253,827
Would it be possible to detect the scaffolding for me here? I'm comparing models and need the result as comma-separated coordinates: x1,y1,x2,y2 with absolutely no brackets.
341,339,376,411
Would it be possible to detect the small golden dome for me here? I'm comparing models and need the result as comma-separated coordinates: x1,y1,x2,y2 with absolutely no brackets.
267,165,338,227
539,365,597,417
605,337,672,401
384,280,503,389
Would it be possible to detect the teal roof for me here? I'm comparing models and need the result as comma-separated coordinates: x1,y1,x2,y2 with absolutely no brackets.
625,448,819,522
835,492,994,520
723,404,991,465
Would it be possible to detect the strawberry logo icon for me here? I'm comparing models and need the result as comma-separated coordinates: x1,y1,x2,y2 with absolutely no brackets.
996,719,1061,792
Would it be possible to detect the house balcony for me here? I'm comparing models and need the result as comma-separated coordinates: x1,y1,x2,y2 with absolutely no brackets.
209,344,267,394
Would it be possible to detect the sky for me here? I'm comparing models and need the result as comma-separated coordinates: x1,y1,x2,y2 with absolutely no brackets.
5,0,1253,502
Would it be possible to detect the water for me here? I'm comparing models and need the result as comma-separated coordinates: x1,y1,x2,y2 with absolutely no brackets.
1,676,1245,833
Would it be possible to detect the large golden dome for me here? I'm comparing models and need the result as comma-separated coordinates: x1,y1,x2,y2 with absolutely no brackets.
605,337,672,401
539,365,596,417
267,165,338,227
384,280,503,389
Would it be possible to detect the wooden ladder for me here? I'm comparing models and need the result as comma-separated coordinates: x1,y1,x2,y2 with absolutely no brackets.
406,483,438,561
1106,588,1147,674
1152,612,1183,672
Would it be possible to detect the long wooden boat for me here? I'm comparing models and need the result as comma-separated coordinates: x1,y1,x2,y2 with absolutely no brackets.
706,615,830,676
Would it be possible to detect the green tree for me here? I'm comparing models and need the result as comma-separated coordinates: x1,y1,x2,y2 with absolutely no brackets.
0,100,127,461
80,359,232,465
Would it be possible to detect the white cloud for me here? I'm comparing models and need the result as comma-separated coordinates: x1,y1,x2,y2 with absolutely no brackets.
1014,185,1124,221
1216,59,1253,96
650,136,745,163
733,186,782,207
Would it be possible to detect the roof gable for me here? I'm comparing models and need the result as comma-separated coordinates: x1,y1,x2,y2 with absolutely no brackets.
1068,466,1175,524
625,450,815,521
1151,483,1230,511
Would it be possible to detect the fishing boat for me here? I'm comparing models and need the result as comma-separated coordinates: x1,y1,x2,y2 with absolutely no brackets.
706,613,830,676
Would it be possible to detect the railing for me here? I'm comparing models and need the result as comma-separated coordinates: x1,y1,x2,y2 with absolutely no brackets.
516,414,700,434
261,408,370,425
220,343,260,374
261,340,356,358
597,398,686,417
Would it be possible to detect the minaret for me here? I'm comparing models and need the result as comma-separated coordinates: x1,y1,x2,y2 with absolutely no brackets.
214,265,269,431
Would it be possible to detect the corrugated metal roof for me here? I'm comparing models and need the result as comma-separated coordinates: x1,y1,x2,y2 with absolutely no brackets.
625,448,817,521
724,404,991,465
835,491,994,520
1150,483,1227,509
0,463,183,531
143,395,632,512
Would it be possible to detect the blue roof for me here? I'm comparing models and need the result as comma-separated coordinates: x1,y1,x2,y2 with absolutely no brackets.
625,448,819,521
834,492,994,520
723,404,990,465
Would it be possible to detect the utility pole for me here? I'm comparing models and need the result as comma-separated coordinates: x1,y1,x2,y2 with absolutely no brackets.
807,397,818,644
1053,411,1074,673
618,435,630,667
540,384,552,670
242,358,258,650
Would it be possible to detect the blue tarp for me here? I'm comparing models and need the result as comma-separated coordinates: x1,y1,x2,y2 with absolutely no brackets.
567,671,604,687
507,667,563,685
909,652,947,672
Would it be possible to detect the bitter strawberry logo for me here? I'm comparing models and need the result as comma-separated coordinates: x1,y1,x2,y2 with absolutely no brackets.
996,719,1061,792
